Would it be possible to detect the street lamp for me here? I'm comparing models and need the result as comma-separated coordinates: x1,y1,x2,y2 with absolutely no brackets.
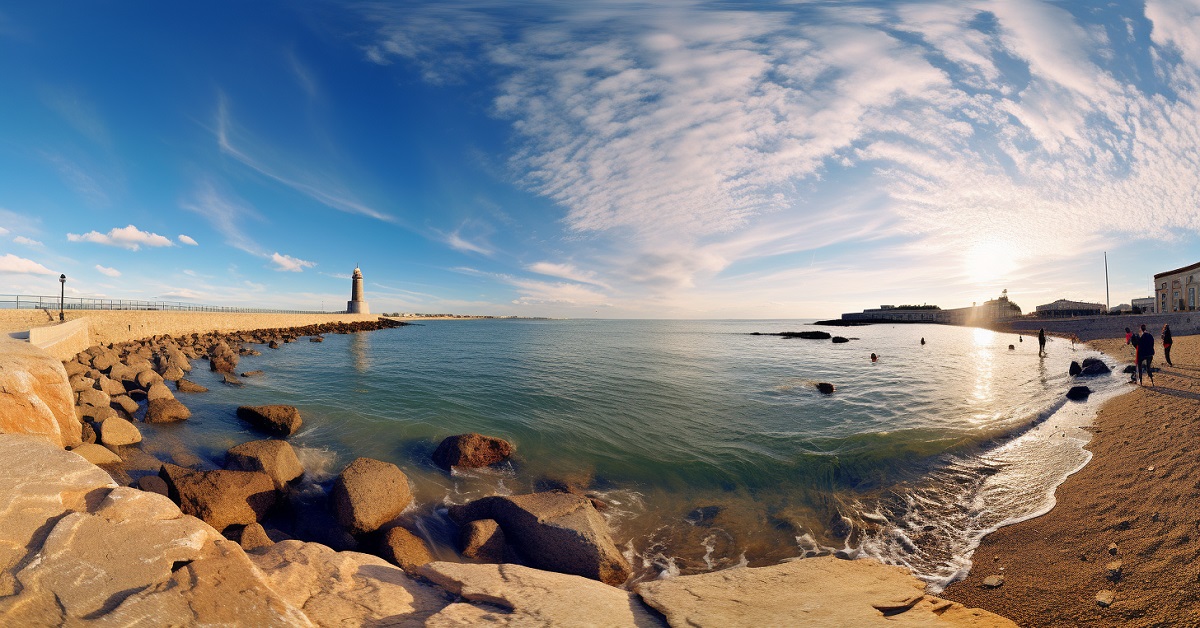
58,274,66,322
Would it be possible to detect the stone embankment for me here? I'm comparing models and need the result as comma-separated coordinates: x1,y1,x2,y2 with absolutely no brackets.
998,311,1200,342
0,318,1015,626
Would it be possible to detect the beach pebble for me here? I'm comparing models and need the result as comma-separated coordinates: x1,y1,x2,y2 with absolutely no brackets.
1095,589,1115,607
1108,542,1119,555
982,575,1004,588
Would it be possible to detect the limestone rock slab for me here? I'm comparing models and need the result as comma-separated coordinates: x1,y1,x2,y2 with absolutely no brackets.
250,540,446,627
634,556,1016,627
420,561,662,627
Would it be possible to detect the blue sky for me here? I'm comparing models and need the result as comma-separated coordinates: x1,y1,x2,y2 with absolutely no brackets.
1,1,1198,318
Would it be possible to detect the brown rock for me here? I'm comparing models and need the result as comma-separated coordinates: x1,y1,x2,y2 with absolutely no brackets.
236,405,303,437
77,387,110,409
96,375,127,397
982,574,1005,588
146,382,174,402
332,457,413,535
239,523,274,552
145,398,191,423
431,433,515,470
71,443,122,466
460,518,507,563
159,463,277,532
136,474,169,497
448,492,631,586
176,378,209,393
1096,589,1115,607
97,416,142,447
241,370,265,377
80,404,119,424
380,526,435,573
92,351,120,372
70,375,95,393
161,365,186,382
111,394,140,416
135,368,164,390
80,422,97,444
225,439,304,490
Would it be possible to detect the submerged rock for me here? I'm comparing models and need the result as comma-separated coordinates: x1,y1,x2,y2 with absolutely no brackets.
781,331,832,340
145,398,191,423
832,336,850,344
432,433,515,470
175,378,209,393
816,382,836,394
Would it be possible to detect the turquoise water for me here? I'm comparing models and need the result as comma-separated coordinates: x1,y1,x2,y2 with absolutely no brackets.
136,319,1127,590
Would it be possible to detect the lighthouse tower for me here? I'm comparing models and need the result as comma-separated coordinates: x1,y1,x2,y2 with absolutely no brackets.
346,266,369,314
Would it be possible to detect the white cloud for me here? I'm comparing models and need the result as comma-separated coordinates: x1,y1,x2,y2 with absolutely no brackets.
270,252,317,272
162,288,204,300
66,224,174,251
13,236,42,247
0,226,8,235
0,254,54,275
363,2,1200,312
178,234,198,246
94,264,121,277
444,229,493,255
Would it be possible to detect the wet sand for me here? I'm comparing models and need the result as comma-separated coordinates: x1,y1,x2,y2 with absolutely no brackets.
942,334,1200,626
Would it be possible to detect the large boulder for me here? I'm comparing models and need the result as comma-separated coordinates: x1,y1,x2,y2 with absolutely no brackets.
209,342,239,374
1066,386,1092,401
225,440,304,490
96,375,127,397
331,457,413,535
146,382,174,402
134,369,164,391
379,526,435,573
448,492,632,586
146,398,191,423
159,463,277,532
91,351,120,372
0,339,83,448
1068,361,1083,376
1079,357,1111,376
237,405,303,437
77,387,110,409
97,416,142,447
111,394,140,417
431,433,515,470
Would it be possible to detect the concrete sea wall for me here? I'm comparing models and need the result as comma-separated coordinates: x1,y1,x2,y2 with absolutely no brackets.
1000,311,1200,342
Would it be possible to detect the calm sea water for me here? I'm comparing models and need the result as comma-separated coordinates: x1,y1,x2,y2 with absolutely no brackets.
136,319,1127,590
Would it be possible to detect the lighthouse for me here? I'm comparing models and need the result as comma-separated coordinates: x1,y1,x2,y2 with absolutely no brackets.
346,266,369,314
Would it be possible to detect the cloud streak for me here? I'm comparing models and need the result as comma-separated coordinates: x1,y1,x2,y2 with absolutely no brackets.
0,254,54,275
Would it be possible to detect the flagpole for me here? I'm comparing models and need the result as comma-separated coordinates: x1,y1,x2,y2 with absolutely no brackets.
1104,252,1110,312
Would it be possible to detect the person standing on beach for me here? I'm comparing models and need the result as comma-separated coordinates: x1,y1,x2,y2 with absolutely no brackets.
1038,328,1046,357
1137,324,1155,386
1125,327,1132,345
1162,324,1173,367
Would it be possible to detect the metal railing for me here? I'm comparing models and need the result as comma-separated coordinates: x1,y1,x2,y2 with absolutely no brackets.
0,294,328,315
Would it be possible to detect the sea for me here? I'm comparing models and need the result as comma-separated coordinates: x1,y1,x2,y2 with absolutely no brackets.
135,319,1130,591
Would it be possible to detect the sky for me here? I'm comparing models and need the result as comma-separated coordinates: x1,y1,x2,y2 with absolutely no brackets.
1,1,1199,318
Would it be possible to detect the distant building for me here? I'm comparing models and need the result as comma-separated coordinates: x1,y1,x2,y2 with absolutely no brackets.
1034,299,1105,318
1154,261,1200,313
841,292,1021,325
346,267,370,314
1131,297,1156,314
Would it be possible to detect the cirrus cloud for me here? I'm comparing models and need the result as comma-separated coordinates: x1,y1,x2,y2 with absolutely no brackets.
94,264,121,277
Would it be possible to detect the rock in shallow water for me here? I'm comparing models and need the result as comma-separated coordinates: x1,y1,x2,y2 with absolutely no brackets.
236,405,302,437
331,457,413,535
225,439,304,491
431,433,515,470
159,463,276,532
1066,386,1092,401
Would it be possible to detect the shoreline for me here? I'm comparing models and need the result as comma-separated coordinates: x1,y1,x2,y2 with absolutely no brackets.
940,334,1200,625
0,312,1018,625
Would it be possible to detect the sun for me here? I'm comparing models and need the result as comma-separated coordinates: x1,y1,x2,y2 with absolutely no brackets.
962,240,1019,285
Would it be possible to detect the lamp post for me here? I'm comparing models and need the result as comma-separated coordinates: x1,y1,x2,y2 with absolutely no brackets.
58,274,66,322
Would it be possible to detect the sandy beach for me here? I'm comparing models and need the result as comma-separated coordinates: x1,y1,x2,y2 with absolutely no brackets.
943,333,1200,625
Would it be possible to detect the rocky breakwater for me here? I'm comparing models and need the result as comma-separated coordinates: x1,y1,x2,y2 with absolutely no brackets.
0,337,81,448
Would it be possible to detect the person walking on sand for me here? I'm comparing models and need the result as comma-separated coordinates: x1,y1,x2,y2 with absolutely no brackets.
1162,324,1174,367
1038,328,1046,357
1137,324,1155,386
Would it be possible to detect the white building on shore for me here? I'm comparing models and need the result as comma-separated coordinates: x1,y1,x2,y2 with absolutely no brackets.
1155,261,1200,313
